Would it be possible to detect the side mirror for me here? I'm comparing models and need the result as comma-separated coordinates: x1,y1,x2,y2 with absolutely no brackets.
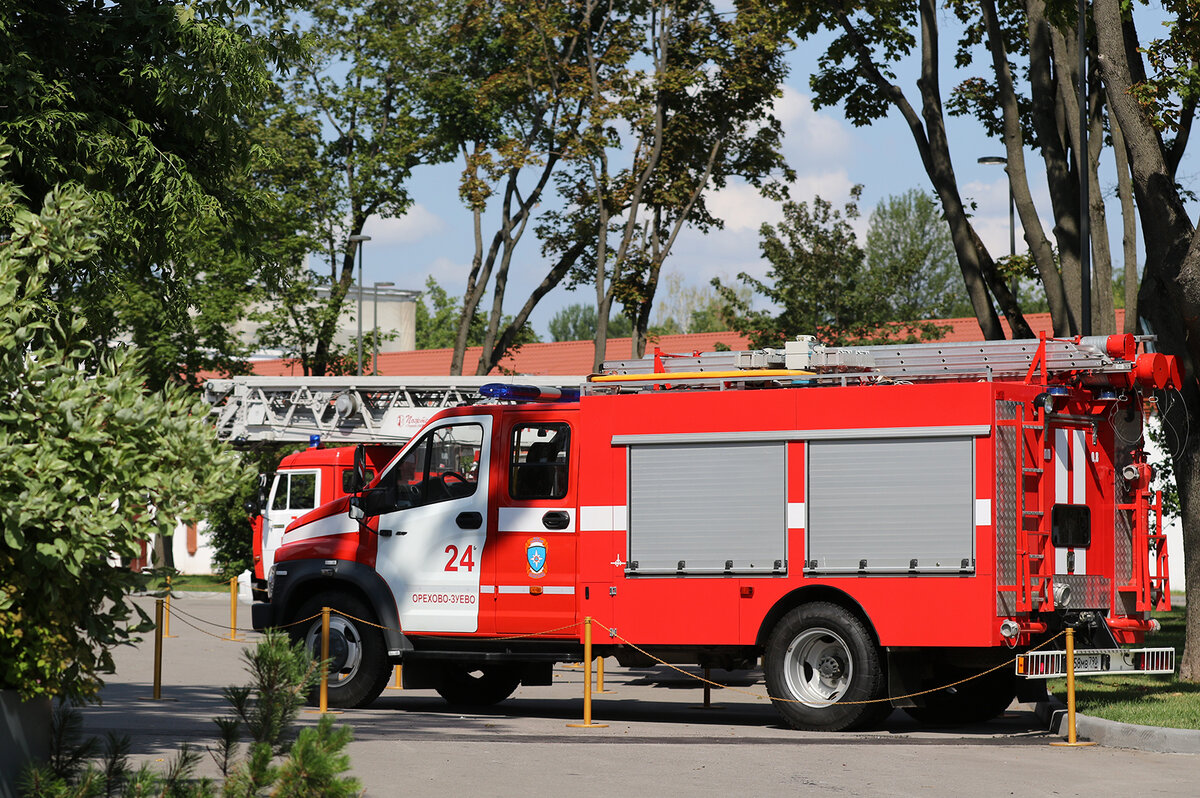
352,444,367,495
349,485,406,522
256,473,270,510
348,496,365,522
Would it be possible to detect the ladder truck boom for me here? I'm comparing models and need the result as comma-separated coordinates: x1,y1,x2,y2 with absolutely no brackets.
205,375,585,444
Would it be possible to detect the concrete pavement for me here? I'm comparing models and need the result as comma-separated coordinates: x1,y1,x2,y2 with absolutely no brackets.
70,594,1200,796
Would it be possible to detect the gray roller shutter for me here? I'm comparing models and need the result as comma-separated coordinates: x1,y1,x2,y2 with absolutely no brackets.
627,442,786,574
806,436,975,573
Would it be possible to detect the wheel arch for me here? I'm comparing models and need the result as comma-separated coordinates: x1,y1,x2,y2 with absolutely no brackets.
271,560,410,655
755,585,880,651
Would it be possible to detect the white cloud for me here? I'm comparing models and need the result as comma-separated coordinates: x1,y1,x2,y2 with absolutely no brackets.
774,85,853,167
363,204,446,244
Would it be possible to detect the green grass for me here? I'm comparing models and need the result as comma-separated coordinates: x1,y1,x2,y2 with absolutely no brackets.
1048,608,1200,730
149,573,237,592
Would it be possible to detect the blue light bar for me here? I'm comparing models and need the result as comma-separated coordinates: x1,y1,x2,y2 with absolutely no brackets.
308,434,321,448
480,383,580,403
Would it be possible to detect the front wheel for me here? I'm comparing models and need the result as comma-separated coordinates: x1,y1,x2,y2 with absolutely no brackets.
763,602,889,731
290,591,390,709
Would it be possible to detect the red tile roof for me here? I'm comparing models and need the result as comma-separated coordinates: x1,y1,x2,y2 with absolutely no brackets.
246,311,1126,377
249,331,752,377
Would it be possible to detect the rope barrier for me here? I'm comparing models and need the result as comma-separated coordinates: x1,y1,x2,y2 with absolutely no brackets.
150,595,1076,719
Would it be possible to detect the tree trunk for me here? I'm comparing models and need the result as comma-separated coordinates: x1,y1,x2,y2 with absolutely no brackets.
1109,112,1139,333
983,0,1065,337
838,4,1003,339
1095,0,1200,681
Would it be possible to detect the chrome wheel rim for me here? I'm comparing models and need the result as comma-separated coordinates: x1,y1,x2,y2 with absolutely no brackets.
783,627,853,707
304,615,364,688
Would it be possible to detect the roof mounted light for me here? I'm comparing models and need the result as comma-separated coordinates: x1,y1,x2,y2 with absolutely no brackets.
480,383,580,403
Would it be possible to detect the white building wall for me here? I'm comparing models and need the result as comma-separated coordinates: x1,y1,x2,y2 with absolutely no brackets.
1144,419,1185,591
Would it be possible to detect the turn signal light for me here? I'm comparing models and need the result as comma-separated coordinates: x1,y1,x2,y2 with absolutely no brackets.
529,585,543,595
740,586,754,598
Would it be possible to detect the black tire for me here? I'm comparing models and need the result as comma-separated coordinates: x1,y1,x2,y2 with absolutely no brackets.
763,602,889,732
290,591,391,709
902,665,1017,726
434,664,521,707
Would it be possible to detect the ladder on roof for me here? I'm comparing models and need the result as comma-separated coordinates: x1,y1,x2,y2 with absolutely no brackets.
589,334,1149,391
204,375,584,444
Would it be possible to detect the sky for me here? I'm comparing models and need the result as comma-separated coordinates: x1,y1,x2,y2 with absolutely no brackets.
344,6,1196,342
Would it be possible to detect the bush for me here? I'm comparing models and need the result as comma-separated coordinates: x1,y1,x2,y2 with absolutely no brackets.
19,632,361,797
0,152,242,702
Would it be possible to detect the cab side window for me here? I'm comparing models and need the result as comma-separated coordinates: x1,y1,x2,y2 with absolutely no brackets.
510,424,570,500
270,472,318,512
376,424,483,508
342,468,374,493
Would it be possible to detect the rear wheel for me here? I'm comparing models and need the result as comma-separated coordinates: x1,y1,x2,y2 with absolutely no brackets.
290,591,390,708
903,665,1017,726
764,602,889,731
435,664,522,706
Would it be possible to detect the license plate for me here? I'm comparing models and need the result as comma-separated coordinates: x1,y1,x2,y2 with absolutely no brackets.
1073,654,1103,673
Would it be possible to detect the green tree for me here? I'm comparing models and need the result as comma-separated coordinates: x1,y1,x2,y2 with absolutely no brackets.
788,0,1034,340
651,272,741,334
414,276,540,352
546,0,793,369
0,164,241,702
864,189,973,320
251,0,433,376
0,0,296,388
549,303,633,342
715,188,946,347
1092,0,1200,680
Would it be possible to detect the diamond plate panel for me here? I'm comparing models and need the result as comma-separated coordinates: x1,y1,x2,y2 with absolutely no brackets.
1053,574,1112,609
995,402,1018,591
1115,481,1133,586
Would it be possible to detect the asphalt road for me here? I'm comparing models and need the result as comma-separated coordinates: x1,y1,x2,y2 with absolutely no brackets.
74,594,1198,797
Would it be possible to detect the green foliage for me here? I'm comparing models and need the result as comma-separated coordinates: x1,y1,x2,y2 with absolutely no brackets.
201,445,300,579
0,157,242,702
863,189,973,320
0,0,297,388
249,0,434,376
549,303,633,342
715,187,948,348
415,276,540,350
221,632,319,755
20,632,357,797
652,272,742,335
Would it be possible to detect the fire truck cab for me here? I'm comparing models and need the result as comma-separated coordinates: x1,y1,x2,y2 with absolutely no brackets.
252,335,1178,731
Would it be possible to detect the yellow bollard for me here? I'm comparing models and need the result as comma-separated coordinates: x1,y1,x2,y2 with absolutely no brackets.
227,577,240,641
386,664,404,690
152,598,164,700
595,656,611,693
567,617,607,728
1051,627,1096,747
319,606,330,713
163,575,176,638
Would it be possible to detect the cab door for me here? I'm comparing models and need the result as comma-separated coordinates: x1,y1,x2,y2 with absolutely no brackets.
263,469,319,577
492,418,578,635
374,416,491,633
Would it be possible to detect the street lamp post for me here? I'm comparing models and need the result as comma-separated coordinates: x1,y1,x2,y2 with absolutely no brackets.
978,156,1016,300
373,281,395,375
348,234,372,376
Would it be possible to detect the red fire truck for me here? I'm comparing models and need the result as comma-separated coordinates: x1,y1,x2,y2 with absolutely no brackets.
250,335,1179,731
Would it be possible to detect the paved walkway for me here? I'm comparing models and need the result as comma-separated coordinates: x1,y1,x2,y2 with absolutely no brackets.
71,594,1200,796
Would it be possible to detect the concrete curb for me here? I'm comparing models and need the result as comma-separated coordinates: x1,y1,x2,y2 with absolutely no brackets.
1035,698,1200,753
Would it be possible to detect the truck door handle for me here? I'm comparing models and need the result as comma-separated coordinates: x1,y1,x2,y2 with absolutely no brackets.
456,512,483,530
542,511,570,530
